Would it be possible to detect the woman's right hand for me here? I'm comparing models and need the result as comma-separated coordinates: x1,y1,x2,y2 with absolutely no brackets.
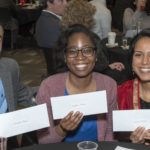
108,62,125,71
130,127,146,143
56,111,83,137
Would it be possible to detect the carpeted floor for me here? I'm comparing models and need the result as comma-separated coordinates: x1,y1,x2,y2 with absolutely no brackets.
2,36,47,87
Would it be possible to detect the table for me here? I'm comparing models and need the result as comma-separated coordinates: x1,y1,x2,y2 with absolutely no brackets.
16,4,42,25
101,36,131,67
15,4,42,36
12,141,150,150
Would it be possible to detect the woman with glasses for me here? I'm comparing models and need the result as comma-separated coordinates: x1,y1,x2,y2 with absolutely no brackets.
35,24,118,144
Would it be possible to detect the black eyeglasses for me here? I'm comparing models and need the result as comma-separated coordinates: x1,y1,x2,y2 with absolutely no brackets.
65,46,96,58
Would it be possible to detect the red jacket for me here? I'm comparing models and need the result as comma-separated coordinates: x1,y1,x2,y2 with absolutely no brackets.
118,80,134,110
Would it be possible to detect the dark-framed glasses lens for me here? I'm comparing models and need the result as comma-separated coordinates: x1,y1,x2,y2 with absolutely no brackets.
82,47,94,56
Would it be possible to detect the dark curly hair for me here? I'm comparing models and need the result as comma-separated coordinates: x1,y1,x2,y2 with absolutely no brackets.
55,24,100,73
61,0,96,31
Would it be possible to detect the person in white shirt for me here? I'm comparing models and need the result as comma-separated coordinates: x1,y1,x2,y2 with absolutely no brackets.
90,0,112,39
123,0,150,37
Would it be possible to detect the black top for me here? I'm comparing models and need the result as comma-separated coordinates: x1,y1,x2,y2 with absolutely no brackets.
140,99,150,109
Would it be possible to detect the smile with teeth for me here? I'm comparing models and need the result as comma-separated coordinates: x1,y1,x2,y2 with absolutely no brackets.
75,64,87,69
140,68,150,72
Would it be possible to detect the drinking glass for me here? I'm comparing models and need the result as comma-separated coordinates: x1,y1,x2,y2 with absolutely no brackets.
77,141,98,150
137,21,141,34
131,24,137,37
122,37,128,48
108,32,116,45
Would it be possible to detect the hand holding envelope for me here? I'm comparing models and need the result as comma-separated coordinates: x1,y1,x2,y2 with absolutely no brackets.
113,110,150,144
51,91,108,120
58,111,83,134
113,110,150,132
0,104,50,138
50,91,108,136
51,91,108,135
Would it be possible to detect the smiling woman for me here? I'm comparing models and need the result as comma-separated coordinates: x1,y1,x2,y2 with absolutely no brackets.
117,28,150,144
35,24,118,144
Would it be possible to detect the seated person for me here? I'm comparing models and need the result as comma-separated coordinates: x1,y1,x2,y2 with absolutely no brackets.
118,28,150,145
123,0,150,37
90,0,112,40
112,0,133,32
0,23,37,149
35,24,118,143
35,0,68,75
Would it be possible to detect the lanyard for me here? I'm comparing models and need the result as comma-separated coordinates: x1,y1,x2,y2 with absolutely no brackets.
133,78,140,109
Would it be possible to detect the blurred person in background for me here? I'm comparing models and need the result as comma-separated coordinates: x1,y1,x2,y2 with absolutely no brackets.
35,0,68,75
90,0,112,40
112,0,133,32
123,0,150,36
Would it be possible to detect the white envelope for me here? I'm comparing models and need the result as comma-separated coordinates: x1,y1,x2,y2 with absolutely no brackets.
113,110,150,131
0,104,50,138
115,146,135,150
51,90,108,120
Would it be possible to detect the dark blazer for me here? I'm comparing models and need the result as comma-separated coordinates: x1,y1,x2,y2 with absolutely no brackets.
0,57,36,111
35,11,61,48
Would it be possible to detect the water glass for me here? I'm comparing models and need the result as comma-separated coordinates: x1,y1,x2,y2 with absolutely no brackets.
35,0,40,6
137,21,141,34
131,25,137,37
108,32,116,45
77,141,98,150
0,138,7,150
122,37,128,48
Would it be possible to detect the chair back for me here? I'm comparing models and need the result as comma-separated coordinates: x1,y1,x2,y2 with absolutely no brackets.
0,8,11,26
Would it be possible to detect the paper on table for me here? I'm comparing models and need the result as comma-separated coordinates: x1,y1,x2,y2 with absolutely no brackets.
0,104,50,138
113,110,150,131
51,91,108,120
115,146,135,150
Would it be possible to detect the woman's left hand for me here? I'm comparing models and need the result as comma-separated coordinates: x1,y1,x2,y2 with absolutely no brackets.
130,127,145,143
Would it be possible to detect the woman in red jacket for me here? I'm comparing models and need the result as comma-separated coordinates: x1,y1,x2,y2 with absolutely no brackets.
118,28,150,144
